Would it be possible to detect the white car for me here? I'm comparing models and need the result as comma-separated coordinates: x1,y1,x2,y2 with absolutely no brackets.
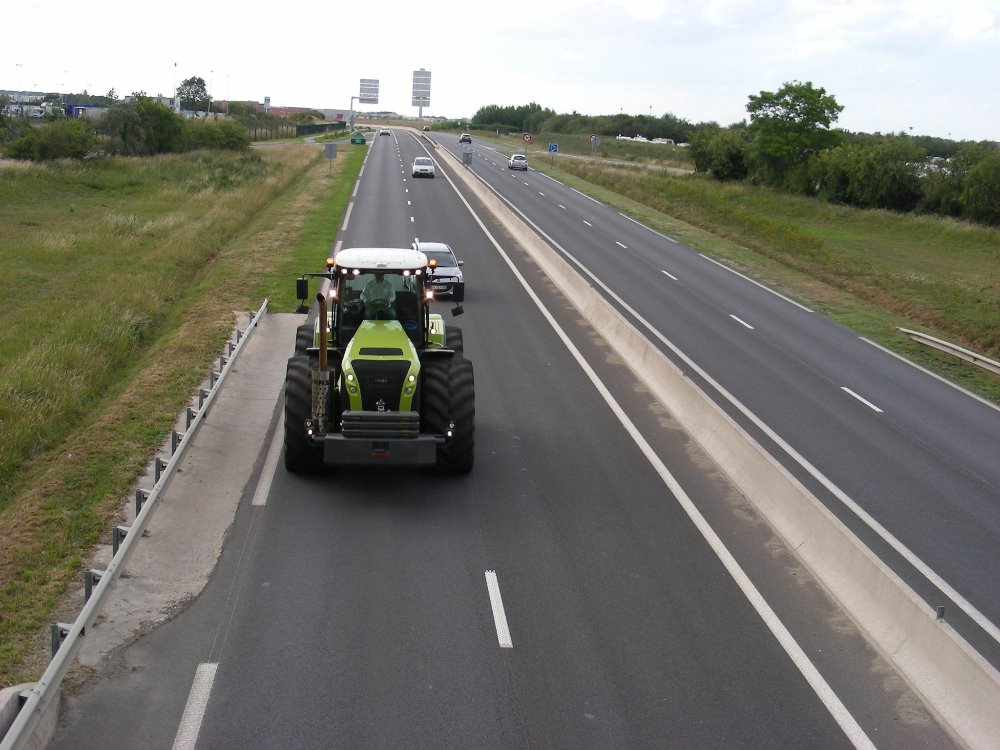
379,128,390,136
412,156,435,178
508,154,528,170
413,241,464,299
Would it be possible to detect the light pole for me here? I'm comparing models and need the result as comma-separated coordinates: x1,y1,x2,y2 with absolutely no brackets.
208,69,214,116
15,63,22,96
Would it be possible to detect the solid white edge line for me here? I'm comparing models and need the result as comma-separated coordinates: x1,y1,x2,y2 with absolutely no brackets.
620,212,679,243
860,336,1000,414
485,571,513,648
439,173,873,747
841,387,884,413
251,414,284,506
700,254,814,312
172,662,218,750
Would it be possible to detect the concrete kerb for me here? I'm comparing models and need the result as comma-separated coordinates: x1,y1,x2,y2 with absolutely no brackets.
433,140,1000,748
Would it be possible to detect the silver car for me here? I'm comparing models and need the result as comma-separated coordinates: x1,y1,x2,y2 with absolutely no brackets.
508,154,527,170
412,156,435,178
414,241,464,299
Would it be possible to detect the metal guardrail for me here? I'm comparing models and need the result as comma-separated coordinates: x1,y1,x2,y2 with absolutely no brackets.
1,300,269,750
900,327,1000,376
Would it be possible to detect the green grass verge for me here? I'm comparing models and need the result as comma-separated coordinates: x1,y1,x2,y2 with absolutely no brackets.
0,144,364,685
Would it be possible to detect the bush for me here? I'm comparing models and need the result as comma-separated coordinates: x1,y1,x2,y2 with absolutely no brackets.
689,129,748,181
4,119,98,160
812,141,924,211
962,152,1000,225
183,118,250,151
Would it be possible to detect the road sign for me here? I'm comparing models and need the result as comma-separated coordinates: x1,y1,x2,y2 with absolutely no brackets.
359,79,379,105
523,133,532,143
548,143,558,153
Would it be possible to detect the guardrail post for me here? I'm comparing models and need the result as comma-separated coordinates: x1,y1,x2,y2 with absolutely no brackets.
199,388,209,408
84,570,104,602
50,622,72,656
112,525,129,556
135,488,149,515
171,430,181,455
154,457,168,484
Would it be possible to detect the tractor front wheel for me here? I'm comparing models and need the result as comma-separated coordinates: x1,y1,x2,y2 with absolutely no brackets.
421,357,475,474
284,355,324,473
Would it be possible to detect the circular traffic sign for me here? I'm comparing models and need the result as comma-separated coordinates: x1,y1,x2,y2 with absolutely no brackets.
523,133,532,143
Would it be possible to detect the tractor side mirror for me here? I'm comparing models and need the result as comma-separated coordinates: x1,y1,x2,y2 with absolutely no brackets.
295,277,310,314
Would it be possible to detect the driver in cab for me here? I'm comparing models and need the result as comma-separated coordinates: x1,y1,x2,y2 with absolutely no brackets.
361,272,397,319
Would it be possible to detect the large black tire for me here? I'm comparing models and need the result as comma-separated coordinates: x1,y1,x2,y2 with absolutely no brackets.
284,355,324,473
294,321,313,356
445,325,464,357
421,357,475,474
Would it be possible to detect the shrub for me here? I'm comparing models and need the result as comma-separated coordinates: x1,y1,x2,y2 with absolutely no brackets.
962,152,1000,225
689,129,748,181
183,118,250,151
4,119,98,160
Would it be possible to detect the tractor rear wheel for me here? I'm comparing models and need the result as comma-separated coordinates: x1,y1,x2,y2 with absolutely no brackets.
446,325,464,357
284,355,323,473
294,322,313,355
421,357,475,474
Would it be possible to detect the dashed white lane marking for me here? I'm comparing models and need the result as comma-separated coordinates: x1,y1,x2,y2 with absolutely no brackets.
730,314,755,330
615,241,628,249
661,270,678,281
172,662,218,750
485,571,513,648
841,387,884,413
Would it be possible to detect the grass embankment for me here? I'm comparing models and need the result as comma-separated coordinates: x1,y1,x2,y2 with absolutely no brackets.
512,141,998,403
0,143,365,685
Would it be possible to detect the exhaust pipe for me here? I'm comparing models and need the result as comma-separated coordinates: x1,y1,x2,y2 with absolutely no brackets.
312,293,330,432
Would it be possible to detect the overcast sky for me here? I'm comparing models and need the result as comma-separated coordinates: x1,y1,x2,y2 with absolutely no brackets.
8,0,999,141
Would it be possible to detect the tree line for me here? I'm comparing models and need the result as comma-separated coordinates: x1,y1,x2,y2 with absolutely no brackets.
471,83,1000,226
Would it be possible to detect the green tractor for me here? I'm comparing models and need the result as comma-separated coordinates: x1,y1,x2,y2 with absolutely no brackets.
284,247,474,474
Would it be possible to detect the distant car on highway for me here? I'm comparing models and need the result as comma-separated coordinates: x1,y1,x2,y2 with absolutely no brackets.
412,156,435,178
459,133,472,143
508,154,527,170
379,128,390,136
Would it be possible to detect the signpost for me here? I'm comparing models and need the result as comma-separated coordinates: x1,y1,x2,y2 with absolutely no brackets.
412,68,432,121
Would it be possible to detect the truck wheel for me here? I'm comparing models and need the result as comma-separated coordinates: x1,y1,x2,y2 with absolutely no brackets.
294,321,313,355
445,325,464,357
421,358,475,474
284,355,323,473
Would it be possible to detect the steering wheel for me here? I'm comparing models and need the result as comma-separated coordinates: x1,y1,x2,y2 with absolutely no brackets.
367,298,390,313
